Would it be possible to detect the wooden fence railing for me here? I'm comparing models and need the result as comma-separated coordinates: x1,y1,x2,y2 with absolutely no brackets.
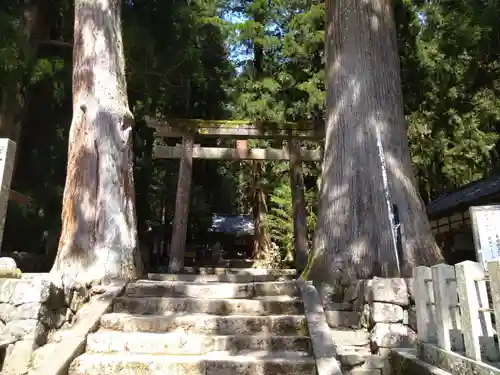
414,260,500,362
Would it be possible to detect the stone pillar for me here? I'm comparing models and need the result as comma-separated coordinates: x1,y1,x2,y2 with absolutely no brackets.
0,139,16,253
288,139,308,272
168,136,194,273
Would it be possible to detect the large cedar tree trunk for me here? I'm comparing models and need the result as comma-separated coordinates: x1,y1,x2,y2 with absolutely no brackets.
307,0,443,282
50,0,141,288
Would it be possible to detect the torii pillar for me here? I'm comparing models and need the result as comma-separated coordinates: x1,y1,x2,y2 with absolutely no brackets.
168,135,194,273
288,139,309,272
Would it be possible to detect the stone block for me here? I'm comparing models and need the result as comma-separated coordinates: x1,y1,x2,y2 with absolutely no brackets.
371,303,404,323
370,323,417,349
5,318,47,346
11,302,43,321
0,258,21,278
331,329,370,347
337,347,369,368
0,302,14,321
0,257,16,270
363,355,386,369
370,278,409,306
0,278,52,305
1,338,35,375
325,310,361,328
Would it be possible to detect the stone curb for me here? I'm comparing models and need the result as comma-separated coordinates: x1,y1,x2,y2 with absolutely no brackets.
418,342,500,375
27,281,126,375
296,280,342,375
390,348,451,375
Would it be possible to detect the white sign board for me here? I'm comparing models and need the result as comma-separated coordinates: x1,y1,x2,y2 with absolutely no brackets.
470,205,500,268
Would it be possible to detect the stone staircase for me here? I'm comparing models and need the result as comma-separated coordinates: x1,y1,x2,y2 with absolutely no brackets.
68,267,319,374
325,297,391,375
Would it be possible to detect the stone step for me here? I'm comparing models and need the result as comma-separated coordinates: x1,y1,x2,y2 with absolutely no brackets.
336,346,371,368
336,347,386,368
331,328,370,347
342,369,381,375
87,331,311,354
100,313,309,336
148,273,294,283
113,296,304,315
125,280,299,299
325,310,362,328
69,351,316,375
217,259,255,268
181,267,297,276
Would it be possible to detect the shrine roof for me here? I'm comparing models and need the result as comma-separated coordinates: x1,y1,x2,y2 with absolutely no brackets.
427,174,500,219
210,214,254,236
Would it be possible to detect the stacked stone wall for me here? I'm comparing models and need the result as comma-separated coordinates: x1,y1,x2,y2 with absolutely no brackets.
321,277,417,374
0,258,89,375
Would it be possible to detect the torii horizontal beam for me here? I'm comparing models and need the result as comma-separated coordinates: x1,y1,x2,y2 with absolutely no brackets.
154,145,322,161
145,117,325,140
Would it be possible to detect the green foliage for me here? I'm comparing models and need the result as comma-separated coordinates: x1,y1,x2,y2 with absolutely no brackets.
265,184,294,261
399,0,500,200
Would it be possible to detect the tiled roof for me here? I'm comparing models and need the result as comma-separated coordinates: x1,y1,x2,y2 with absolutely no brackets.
427,174,500,218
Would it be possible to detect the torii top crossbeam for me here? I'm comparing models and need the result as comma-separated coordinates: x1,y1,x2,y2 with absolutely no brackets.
145,117,324,162
145,117,325,140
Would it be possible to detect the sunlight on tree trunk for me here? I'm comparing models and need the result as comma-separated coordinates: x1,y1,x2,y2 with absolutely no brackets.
305,0,443,283
50,0,141,289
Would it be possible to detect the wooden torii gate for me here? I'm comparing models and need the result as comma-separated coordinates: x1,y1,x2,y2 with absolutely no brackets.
145,117,324,273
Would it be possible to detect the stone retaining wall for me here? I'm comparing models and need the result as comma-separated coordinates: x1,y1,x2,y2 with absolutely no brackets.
367,278,417,355
321,277,417,374
0,259,90,375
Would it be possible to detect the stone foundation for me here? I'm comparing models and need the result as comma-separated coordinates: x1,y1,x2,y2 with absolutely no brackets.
321,277,417,374
0,258,90,375
367,278,417,354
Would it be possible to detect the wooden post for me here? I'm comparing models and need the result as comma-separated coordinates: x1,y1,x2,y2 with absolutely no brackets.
288,139,308,272
168,135,194,273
